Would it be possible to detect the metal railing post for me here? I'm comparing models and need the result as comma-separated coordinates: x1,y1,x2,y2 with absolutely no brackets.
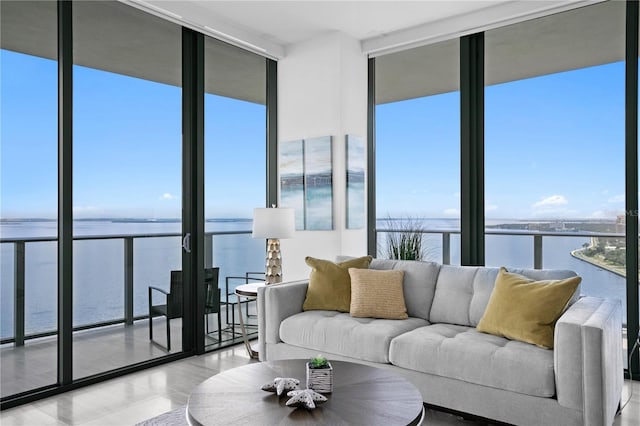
124,237,134,326
442,233,451,265
534,235,543,269
14,241,25,347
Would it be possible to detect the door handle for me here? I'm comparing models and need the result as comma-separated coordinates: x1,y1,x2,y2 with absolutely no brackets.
182,233,191,253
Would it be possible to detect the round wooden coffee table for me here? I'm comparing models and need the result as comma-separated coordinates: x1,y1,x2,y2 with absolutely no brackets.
187,359,424,425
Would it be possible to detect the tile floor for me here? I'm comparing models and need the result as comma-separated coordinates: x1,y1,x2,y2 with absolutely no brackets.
1,344,639,425
1,304,257,397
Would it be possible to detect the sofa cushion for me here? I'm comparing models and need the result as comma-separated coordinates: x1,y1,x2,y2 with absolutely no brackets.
476,267,581,349
349,268,408,319
302,256,372,312
430,265,581,327
279,311,429,363
369,259,440,320
389,323,556,397
429,265,478,325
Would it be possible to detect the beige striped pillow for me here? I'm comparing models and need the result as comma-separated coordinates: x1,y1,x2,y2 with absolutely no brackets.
348,268,408,319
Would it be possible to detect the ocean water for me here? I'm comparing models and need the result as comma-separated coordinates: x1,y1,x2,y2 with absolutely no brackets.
376,218,628,319
0,218,629,339
0,220,265,339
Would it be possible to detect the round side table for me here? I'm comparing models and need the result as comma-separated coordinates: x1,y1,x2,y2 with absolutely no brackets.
234,282,265,359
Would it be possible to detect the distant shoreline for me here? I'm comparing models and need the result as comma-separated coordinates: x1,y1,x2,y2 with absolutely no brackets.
570,248,626,278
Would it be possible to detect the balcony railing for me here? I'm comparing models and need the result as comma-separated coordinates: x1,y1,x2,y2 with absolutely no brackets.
2,227,628,347
375,227,625,268
0,230,255,347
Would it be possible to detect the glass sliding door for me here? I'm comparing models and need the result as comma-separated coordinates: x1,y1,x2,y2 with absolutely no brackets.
0,0,58,398
375,40,461,264
203,36,266,351
485,0,625,290
72,1,183,378
484,1,626,357
634,0,640,377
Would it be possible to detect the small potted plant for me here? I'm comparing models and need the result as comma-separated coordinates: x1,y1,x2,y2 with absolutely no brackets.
306,354,333,393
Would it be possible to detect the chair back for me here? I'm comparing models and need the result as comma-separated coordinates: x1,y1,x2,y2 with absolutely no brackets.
167,270,183,319
204,267,220,313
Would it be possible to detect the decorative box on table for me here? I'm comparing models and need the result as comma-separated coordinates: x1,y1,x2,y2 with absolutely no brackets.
306,361,333,394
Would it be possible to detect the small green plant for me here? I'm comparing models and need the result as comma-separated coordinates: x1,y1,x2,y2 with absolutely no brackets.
383,216,426,261
309,354,329,369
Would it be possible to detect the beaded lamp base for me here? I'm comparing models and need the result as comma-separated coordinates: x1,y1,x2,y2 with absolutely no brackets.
265,238,283,284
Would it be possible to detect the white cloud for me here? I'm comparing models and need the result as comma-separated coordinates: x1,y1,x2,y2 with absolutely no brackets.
485,204,498,212
160,193,175,200
532,195,568,209
530,195,575,218
443,208,459,217
607,194,624,203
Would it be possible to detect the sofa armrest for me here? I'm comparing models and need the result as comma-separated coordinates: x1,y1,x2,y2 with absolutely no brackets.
554,296,623,426
257,280,309,361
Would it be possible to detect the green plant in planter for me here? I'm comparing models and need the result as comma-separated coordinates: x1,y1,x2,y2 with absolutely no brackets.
309,354,329,369
382,216,428,261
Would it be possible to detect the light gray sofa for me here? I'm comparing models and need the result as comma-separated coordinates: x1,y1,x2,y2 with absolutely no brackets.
257,259,623,426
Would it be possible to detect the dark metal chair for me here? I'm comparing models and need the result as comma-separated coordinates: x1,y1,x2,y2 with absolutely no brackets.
149,268,222,351
204,267,222,343
149,270,183,351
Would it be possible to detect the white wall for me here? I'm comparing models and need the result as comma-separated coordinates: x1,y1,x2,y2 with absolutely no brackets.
278,32,368,280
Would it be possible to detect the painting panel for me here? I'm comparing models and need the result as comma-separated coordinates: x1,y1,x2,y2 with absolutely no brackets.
280,139,305,230
304,136,333,230
346,135,365,229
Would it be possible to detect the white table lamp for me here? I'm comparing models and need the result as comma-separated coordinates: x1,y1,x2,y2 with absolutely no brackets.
252,206,295,284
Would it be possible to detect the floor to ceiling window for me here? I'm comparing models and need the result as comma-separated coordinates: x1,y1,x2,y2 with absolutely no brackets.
0,0,58,398
203,37,266,351
71,1,183,376
375,40,461,264
0,0,275,408
634,0,640,377
484,1,626,318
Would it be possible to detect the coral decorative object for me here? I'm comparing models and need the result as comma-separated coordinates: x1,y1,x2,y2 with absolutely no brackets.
285,389,328,409
261,377,300,395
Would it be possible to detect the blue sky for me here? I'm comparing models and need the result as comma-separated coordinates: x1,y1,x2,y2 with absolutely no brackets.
377,60,625,220
1,48,625,221
1,49,265,219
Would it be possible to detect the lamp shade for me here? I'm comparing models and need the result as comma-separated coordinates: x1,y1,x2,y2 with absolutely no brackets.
252,207,295,239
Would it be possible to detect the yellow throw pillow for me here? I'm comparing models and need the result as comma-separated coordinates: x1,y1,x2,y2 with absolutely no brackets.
349,268,408,319
476,267,581,349
303,256,373,312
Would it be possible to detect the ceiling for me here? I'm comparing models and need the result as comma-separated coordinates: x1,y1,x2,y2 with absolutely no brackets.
137,1,504,46
128,0,598,58
376,0,625,103
0,1,266,104
1,0,619,105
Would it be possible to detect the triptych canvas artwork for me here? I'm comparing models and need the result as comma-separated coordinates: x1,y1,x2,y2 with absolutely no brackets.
280,135,364,231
